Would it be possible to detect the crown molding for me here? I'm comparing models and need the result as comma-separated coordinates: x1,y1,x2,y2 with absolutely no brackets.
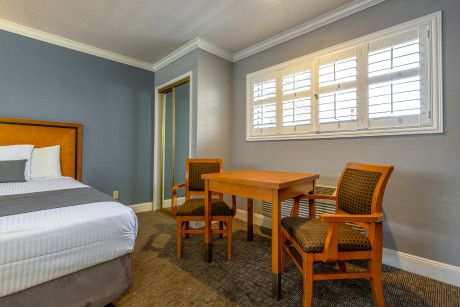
233,0,388,62
0,0,387,71
196,38,234,62
153,38,200,72
0,18,154,71
153,37,233,72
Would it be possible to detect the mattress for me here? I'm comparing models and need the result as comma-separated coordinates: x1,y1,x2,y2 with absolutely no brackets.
0,178,138,297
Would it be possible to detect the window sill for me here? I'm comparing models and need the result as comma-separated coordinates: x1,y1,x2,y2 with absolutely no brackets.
246,125,443,141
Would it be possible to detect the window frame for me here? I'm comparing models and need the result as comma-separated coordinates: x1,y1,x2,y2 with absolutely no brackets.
246,12,443,141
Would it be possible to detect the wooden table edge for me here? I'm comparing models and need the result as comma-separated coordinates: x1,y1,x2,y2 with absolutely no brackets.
202,171,319,189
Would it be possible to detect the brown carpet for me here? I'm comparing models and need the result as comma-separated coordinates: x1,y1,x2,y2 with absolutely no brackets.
114,211,460,306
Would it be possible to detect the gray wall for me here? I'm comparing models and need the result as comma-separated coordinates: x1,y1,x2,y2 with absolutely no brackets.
0,29,154,205
155,49,233,166
196,50,233,170
154,49,233,207
155,49,233,170
232,0,460,267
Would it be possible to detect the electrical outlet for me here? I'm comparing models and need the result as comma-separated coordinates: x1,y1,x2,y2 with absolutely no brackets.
113,191,119,199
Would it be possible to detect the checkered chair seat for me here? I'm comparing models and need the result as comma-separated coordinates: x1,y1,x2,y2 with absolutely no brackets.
281,217,372,253
176,198,233,216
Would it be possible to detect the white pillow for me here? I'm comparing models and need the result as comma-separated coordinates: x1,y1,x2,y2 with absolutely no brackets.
0,145,34,181
30,145,62,180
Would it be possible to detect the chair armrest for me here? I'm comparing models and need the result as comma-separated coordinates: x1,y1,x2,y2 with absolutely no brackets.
319,213,384,223
172,183,186,216
172,183,186,193
299,194,337,201
320,213,383,262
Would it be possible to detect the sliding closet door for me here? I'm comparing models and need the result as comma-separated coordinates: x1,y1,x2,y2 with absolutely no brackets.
160,79,190,213
172,82,189,201
162,90,174,210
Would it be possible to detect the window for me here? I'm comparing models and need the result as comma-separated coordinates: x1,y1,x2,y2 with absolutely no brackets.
282,70,311,127
251,73,277,135
366,29,430,129
318,48,359,132
252,78,276,129
246,12,442,141
280,63,313,134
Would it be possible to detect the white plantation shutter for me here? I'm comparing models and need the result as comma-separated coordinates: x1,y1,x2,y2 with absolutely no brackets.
246,13,441,140
366,27,429,129
250,74,277,135
368,76,420,118
280,62,313,133
317,48,360,131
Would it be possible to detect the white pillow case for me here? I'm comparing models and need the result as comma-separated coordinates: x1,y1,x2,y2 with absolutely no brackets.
30,145,62,180
0,145,34,181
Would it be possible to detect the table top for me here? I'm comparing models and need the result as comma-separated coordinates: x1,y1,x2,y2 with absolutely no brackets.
202,169,319,189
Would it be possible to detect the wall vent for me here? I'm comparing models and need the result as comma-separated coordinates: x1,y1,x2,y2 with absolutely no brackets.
262,184,336,218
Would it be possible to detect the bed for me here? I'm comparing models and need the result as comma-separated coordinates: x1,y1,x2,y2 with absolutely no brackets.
0,117,137,307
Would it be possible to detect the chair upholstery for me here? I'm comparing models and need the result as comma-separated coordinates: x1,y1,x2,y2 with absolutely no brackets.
280,162,393,307
338,168,381,215
188,162,220,191
281,217,371,253
177,199,233,216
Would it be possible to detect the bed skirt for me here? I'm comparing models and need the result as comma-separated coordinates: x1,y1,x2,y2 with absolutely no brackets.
0,253,132,307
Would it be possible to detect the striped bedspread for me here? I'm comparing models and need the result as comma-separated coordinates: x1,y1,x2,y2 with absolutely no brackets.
0,178,138,297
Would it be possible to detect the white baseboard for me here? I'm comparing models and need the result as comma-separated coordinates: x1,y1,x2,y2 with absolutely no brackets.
189,221,205,229
382,248,460,287
235,208,272,229
162,197,185,210
133,197,186,213
235,209,460,287
129,202,152,213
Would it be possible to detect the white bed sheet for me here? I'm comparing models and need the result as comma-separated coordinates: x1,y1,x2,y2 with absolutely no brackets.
0,178,138,297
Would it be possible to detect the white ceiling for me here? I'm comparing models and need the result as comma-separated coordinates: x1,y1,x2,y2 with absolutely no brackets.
0,0,359,65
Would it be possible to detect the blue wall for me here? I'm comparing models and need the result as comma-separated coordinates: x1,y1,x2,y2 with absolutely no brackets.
0,29,154,205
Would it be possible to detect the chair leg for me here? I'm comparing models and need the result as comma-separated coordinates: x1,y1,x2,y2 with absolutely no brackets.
227,218,232,259
185,221,190,239
177,220,182,259
339,261,347,272
302,254,314,307
369,259,385,307
219,221,223,238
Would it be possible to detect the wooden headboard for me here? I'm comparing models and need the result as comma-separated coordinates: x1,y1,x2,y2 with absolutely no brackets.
0,117,82,181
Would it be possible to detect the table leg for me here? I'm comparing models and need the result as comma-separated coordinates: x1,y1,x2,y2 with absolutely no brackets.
247,198,254,241
205,242,212,263
272,272,282,300
271,190,282,300
204,179,212,263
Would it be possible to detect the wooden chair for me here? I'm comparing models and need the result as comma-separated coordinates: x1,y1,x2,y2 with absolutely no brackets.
280,162,394,307
172,159,236,259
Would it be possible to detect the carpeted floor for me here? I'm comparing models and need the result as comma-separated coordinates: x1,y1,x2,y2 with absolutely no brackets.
114,211,460,306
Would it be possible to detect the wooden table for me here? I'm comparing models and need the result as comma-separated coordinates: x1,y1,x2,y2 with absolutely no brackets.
202,169,319,300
